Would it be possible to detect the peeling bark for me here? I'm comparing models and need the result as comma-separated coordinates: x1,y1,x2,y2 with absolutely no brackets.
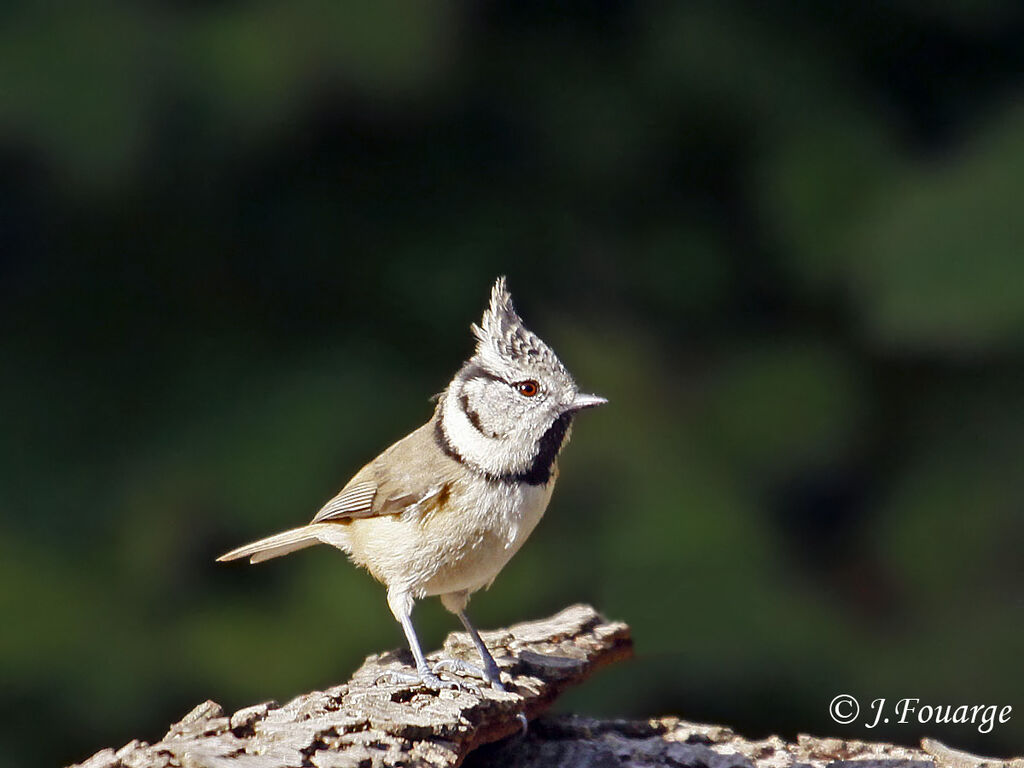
70,605,1021,768
71,604,631,768
467,715,1024,768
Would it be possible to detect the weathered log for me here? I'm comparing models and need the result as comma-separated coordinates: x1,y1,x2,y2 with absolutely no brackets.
70,604,1021,768
466,714,1024,768
71,604,632,768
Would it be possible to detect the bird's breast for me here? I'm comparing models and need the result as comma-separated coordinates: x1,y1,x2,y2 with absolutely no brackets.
426,474,556,595
343,470,557,598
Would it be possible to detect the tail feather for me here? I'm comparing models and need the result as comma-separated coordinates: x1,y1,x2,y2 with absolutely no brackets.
217,525,326,564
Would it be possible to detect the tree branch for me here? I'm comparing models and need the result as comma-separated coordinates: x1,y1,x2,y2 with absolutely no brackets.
70,605,1022,768
72,604,632,768
466,714,1024,768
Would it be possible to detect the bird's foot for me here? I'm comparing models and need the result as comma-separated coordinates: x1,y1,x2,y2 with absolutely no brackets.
432,657,507,693
375,666,480,695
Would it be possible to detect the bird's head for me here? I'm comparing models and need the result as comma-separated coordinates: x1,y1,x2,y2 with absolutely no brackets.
437,277,606,483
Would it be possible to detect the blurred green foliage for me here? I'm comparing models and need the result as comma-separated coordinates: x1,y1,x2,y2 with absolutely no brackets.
1,2,1023,766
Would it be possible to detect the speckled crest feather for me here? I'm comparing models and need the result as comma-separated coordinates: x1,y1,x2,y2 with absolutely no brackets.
470,277,568,377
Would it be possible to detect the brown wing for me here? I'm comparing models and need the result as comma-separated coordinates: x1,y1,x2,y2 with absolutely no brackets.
311,481,378,523
309,421,458,524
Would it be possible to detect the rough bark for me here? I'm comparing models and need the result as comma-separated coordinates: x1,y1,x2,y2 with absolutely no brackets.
71,604,631,768
71,604,1021,768
466,715,1024,768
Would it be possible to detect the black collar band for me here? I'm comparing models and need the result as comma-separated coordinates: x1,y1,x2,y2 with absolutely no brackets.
433,413,570,486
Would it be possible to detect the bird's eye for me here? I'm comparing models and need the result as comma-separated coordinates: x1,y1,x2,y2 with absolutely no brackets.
515,380,540,397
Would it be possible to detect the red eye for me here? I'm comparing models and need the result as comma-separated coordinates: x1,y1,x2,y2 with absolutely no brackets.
516,380,540,397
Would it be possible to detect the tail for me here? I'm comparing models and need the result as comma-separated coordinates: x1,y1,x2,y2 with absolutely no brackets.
217,524,344,564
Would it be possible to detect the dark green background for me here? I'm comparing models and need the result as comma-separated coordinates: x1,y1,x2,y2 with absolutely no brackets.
2,3,1023,766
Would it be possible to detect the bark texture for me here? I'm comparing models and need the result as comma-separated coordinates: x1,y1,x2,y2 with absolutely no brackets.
467,715,1024,768
70,604,1021,768
72,604,631,768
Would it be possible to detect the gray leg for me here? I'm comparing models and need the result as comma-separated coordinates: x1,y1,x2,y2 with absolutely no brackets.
381,589,460,691
437,593,525,731
396,613,442,683
455,609,505,689
439,591,507,691
454,605,526,731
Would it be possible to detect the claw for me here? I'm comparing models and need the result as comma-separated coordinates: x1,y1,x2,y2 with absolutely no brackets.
374,655,509,696
515,712,528,736
432,657,507,692
432,657,487,677
428,659,483,695
375,668,460,692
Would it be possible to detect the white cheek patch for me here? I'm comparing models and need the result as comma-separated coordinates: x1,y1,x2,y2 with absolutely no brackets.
459,389,505,439
444,395,506,473
442,391,534,478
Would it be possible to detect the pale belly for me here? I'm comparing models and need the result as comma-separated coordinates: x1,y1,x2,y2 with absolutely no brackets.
343,477,555,598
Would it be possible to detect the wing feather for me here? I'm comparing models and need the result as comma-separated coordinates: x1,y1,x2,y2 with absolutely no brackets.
311,481,378,523
309,421,458,524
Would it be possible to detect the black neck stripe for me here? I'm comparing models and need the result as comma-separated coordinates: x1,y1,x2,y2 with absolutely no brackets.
459,392,503,439
433,413,570,487
515,412,572,485
434,417,467,466
433,417,506,484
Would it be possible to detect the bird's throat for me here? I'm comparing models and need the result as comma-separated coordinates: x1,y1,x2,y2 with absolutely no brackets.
434,406,571,487
517,412,572,486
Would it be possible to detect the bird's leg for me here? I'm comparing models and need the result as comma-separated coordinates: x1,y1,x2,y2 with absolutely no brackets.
377,589,476,693
436,595,525,731
453,609,506,691
450,607,527,731
436,592,507,691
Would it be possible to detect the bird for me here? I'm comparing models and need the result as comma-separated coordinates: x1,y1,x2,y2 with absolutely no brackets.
217,276,606,692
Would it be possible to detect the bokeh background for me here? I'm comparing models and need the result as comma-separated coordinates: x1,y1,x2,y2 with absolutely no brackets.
2,2,1023,766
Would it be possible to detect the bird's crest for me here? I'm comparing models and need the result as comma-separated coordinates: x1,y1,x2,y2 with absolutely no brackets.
470,277,565,375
